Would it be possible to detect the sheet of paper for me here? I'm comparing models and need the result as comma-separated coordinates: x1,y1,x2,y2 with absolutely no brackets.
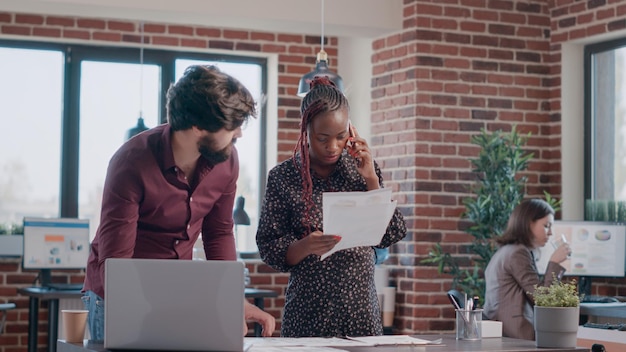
346,335,443,345
321,188,397,260
248,348,348,352
245,337,371,348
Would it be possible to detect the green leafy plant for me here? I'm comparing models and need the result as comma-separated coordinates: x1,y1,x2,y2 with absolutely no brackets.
532,277,580,307
421,127,561,300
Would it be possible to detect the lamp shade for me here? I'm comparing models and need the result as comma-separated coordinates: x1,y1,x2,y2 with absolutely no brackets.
233,196,250,226
126,117,149,140
297,51,344,97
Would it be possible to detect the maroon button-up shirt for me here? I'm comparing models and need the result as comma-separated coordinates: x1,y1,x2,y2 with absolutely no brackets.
83,124,238,298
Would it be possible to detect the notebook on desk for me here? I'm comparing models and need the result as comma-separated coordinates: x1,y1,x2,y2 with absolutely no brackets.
104,258,247,351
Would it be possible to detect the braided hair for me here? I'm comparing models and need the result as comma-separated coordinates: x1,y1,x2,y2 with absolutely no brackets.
293,76,350,233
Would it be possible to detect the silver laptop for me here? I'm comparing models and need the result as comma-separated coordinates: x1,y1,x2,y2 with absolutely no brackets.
104,258,245,351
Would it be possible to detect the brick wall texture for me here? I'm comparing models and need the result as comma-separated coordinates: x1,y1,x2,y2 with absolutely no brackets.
2,0,626,350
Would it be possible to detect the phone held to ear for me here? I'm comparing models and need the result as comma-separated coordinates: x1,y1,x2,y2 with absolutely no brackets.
347,121,362,167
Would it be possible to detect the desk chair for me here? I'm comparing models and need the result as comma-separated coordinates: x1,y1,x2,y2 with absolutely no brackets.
0,302,16,334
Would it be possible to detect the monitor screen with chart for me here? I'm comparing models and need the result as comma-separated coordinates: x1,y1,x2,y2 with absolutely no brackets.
535,221,626,277
22,217,90,286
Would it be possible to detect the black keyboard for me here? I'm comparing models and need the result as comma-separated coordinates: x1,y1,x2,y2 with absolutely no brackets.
46,283,83,291
581,295,620,303
583,322,626,331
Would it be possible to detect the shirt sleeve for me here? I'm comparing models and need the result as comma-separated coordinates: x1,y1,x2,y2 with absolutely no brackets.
372,162,407,248
256,168,300,272
507,247,565,304
95,149,143,265
201,189,237,261
201,152,238,261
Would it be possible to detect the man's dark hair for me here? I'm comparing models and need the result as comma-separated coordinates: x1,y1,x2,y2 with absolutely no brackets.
166,65,256,132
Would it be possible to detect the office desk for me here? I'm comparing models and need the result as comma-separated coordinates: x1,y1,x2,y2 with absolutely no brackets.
57,334,590,352
19,286,278,352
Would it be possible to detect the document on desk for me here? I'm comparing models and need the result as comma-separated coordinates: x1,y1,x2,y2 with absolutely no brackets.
248,346,348,352
346,335,443,345
244,335,442,350
245,336,371,348
321,188,397,260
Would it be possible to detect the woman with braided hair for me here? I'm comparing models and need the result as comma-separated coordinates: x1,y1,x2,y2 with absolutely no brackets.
256,77,406,337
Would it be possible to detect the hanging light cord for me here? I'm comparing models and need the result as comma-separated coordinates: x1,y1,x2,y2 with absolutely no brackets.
138,22,144,119
320,0,325,52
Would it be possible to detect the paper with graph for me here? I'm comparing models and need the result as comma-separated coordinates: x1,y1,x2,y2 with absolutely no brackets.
321,188,397,260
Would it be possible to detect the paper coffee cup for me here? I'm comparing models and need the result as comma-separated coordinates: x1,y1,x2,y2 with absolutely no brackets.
62,309,88,343
382,287,396,327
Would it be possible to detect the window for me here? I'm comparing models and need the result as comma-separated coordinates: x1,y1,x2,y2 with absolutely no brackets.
0,47,64,225
78,61,161,239
0,40,267,253
584,38,626,202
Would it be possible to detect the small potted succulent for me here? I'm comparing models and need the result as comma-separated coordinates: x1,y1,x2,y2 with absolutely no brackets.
531,277,580,348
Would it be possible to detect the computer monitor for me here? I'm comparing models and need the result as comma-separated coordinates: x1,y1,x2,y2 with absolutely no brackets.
22,217,90,287
535,220,626,278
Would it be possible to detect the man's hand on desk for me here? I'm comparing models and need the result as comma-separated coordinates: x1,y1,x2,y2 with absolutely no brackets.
244,300,276,337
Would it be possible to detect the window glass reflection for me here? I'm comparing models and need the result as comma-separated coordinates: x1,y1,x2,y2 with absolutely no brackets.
78,61,161,239
0,48,64,227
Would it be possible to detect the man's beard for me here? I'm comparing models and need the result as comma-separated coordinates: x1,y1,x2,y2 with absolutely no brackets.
198,134,234,165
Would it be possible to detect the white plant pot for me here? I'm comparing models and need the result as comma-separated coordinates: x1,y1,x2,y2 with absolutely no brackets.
534,305,580,348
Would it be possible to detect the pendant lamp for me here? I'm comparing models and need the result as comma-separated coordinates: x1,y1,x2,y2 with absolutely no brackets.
296,0,344,97
126,22,150,140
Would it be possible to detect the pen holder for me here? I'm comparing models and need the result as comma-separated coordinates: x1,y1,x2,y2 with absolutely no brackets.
455,309,483,340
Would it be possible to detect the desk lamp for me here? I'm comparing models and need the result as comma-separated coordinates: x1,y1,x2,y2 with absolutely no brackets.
233,196,250,253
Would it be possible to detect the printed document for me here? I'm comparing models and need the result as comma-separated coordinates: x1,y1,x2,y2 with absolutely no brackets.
321,188,397,260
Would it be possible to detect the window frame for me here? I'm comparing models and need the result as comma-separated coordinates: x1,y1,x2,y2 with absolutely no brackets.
584,37,626,202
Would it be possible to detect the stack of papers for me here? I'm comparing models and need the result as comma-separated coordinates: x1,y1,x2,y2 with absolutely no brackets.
321,188,397,260
244,335,443,351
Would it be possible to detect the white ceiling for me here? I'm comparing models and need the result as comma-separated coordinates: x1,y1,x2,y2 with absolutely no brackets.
1,0,403,38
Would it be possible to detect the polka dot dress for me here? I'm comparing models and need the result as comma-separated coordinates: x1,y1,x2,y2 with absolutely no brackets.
256,151,407,337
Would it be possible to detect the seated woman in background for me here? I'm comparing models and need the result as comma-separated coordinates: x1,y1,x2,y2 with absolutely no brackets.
483,198,571,340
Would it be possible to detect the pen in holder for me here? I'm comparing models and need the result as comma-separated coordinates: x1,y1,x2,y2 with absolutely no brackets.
455,308,483,340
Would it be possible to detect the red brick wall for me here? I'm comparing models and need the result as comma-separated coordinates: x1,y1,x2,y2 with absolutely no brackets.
372,0,626,334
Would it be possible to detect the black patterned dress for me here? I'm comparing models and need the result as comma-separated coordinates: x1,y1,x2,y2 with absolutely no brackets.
256,151,407,337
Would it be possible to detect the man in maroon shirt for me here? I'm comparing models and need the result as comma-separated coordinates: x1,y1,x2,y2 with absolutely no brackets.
82,65,275,340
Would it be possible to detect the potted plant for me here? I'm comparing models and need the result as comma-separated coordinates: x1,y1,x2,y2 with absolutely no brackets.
531,277,580,348
421,127,561,300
